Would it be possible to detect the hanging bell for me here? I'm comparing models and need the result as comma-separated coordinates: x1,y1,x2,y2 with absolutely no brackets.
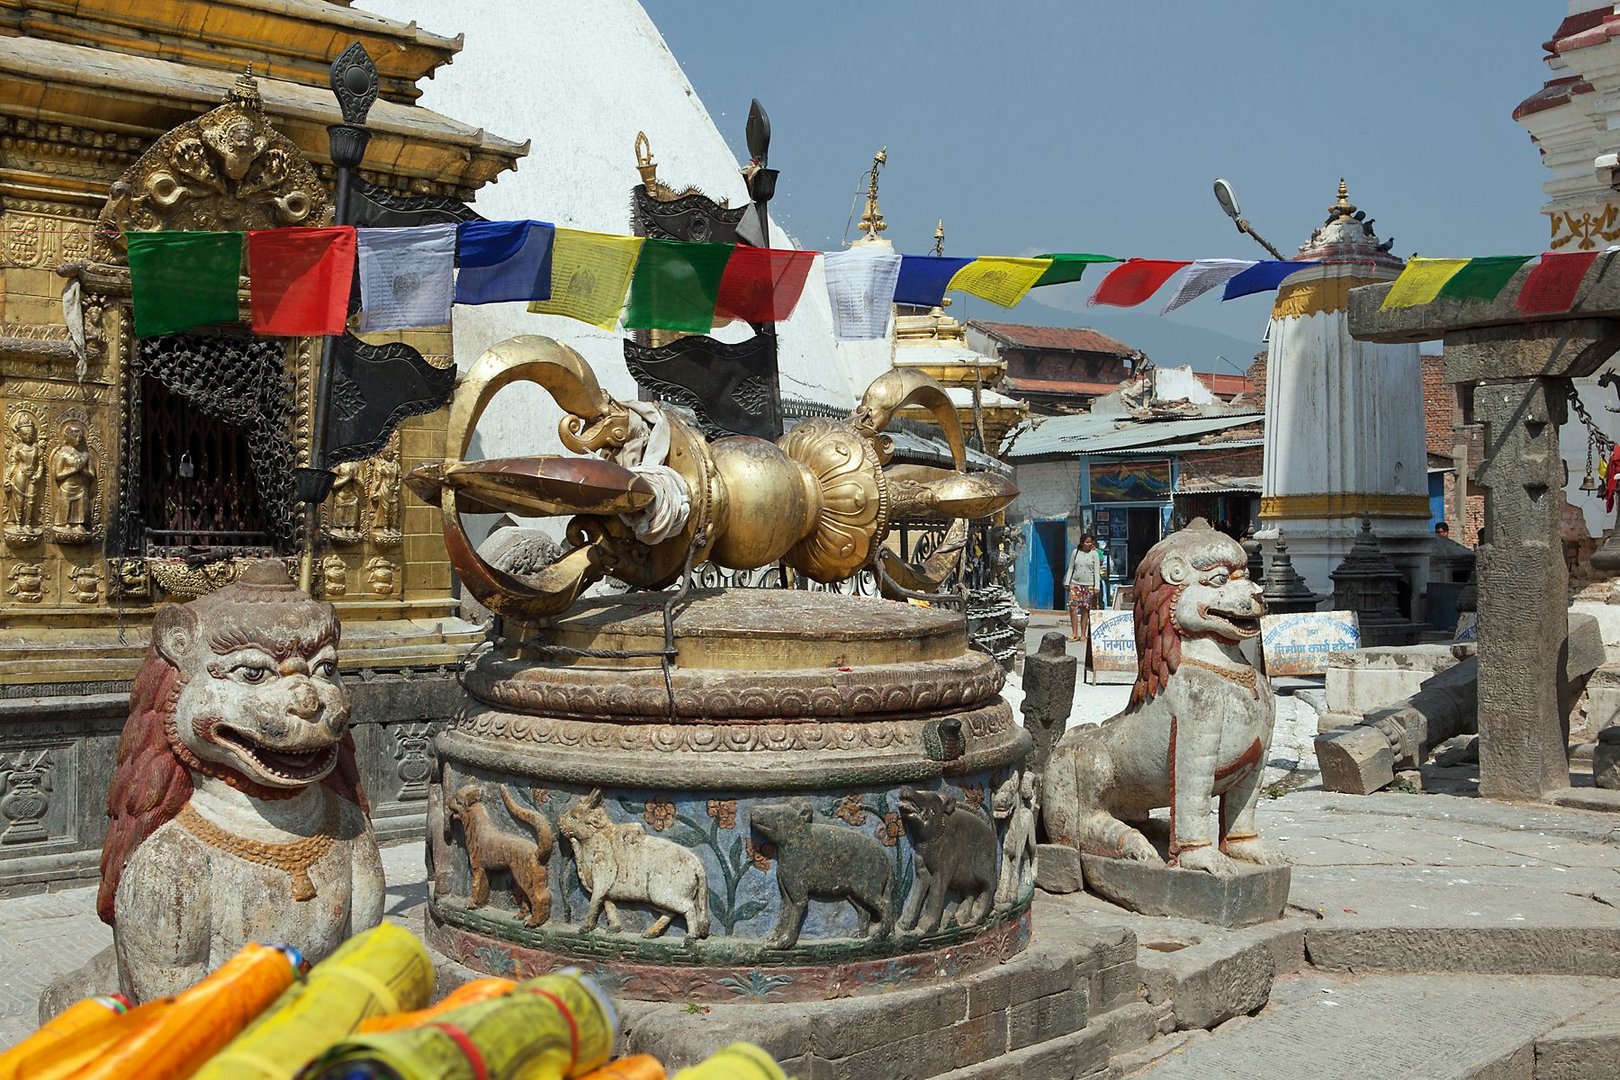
1582,469,1603,494
178,453,194,479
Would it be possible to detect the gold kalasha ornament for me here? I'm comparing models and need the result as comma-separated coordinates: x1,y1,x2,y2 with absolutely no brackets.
406,336,1017,621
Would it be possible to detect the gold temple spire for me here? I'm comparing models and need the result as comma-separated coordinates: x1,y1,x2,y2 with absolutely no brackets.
226,64,261,108
1329,177,1357,222
857,147,888,241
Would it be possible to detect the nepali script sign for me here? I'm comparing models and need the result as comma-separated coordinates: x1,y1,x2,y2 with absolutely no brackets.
1088,610,1138,684
1259,611,1361,677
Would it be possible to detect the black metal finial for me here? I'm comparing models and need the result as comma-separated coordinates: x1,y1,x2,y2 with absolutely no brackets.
329,42,379,128
746,99,771,167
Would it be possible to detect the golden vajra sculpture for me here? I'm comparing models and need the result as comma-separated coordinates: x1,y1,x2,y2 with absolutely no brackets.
406,336,1018,620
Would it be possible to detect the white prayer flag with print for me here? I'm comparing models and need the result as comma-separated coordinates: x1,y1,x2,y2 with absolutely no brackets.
357,223,457,331
822,246,902,341
1160,258,1255,314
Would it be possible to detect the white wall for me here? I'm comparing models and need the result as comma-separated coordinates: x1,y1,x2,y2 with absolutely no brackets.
1009,460,1079,523
358,0,888,479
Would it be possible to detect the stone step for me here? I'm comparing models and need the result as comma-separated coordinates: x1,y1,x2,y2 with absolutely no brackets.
1128,974,1620,1080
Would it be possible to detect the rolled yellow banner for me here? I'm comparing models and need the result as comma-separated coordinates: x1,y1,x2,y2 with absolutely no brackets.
577,1055,666,1080
25,943,300,1080
0,994,128,1079
195,922,433,1080
299,971,617,1080
358,977,515,1035
671,1044,785,1080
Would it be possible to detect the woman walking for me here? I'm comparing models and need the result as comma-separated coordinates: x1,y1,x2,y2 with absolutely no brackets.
1065,533,1102,643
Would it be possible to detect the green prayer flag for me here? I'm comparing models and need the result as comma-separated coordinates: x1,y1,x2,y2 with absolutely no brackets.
126,231,244,337
623,239,734,333
1435,255,1534,303
1033,253,1121,288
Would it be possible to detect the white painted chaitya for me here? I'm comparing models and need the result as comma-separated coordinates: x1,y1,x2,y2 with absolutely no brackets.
1259,183,1431,606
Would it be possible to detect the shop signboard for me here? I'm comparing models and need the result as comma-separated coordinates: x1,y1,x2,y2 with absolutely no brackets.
1259,610,1361,677
1088,609,1138,684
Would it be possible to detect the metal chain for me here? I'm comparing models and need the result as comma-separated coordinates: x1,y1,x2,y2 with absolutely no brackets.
1567,383,1614,455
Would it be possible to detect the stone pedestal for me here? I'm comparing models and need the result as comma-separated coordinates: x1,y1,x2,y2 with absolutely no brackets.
1079,855,1291,930
427,589,1032,1001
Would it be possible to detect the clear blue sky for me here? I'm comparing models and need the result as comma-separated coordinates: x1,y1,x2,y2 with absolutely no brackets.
659,1,1557,369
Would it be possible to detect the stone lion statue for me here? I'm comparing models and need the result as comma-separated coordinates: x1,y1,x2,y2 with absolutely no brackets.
1042,519,1275,875
97,560,383,1003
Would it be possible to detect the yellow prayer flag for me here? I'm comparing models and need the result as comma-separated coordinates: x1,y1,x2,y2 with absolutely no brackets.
528,229,645,329
1380,258,1469,310
946,256,1052,308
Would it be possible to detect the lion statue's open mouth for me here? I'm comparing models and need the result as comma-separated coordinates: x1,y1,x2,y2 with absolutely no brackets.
1199,603,1262,640
211,723,340,785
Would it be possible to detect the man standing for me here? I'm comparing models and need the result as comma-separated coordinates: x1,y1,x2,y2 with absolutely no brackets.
1065,532,1102,644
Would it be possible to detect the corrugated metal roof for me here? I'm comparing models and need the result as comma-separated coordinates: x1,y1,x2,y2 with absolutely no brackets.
1005,412,1264,461
1107,437,1265,456
968,320,1137,356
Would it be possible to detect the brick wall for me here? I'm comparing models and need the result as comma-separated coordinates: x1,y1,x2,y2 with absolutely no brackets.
1175,446,1264,488
1421,354,1454,455
1246,353,1267,399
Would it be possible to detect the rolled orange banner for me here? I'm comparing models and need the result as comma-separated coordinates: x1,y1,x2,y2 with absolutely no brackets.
577,1055,666,1080
357,977,515,1035
70,943,296,1080
0,995,128,1079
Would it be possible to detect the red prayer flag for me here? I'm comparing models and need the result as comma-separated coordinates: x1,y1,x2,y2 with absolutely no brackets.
1088,259,1193,308
247,226,357,335
714,247,817,323
1515,251,1599,316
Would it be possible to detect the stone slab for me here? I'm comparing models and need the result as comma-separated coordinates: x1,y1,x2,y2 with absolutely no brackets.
1262,611,1361,678
1132,974,1620,1079
1036,843,1084,894
1535,995,1620,1080
1079,854,1290,928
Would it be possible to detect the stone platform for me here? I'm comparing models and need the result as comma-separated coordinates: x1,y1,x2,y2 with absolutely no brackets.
10,789,1620,1077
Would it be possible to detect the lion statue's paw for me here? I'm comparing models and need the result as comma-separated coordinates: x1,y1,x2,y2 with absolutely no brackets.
1222,837,1276,866
1119,831,1162,863
1176,846,1239,876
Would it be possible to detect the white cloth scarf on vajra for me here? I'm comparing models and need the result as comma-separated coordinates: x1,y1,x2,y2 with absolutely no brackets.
609,402,690,545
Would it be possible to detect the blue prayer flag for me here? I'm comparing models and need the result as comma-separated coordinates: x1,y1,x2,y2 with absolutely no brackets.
455,220,555,305
894,255,972,307
1222,260,1312,301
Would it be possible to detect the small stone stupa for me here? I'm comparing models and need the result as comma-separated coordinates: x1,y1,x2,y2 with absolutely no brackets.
1331,518,1420,646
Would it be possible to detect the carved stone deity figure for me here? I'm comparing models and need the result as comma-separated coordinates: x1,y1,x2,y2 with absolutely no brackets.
49,420,97,545
3,411,43,544
326,461,363,544
367,451,401,542
1042,520,1276,875
97,560,383,1003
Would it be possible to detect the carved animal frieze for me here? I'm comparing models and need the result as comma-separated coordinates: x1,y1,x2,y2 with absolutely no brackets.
897,786,996,934
557,789,709,943
991,770,1038,914
749,798,893,949
1042,520,1276,876
446,784,555,928
98,561,383,1003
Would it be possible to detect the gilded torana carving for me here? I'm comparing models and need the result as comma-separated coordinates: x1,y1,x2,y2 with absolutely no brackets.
91,71,333,262
49,417,99,545
3,408,45,547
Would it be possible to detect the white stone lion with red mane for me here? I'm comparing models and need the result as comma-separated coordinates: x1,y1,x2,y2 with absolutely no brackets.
1042,519,1276,874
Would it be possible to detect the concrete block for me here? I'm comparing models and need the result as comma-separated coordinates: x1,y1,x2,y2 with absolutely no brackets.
1079,854,1291,928
1036,843,1083,893
1008,989,1085,1051
1315,725,1397,794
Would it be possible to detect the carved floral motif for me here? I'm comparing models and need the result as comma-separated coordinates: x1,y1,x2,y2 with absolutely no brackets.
0,749,53,844
6,562,43,603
